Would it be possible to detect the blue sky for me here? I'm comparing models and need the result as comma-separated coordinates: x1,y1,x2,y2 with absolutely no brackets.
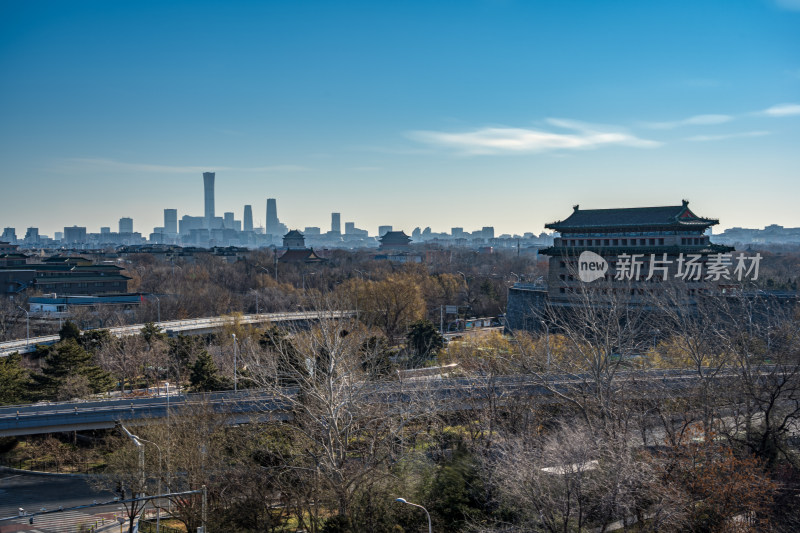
1,0,799,237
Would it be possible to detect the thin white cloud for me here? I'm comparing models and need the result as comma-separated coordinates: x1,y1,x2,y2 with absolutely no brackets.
407,119,659,155
645,114,733,130
760,103,800,117
59,158,310,174
685,131,770,142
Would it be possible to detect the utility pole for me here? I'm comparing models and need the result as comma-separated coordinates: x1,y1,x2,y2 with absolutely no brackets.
201,485,208,533
231,334,238,392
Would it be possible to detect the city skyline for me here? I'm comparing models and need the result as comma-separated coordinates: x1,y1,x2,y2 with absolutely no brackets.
1,1,799,236
2,170,798,241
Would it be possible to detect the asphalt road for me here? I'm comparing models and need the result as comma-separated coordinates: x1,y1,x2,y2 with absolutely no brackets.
0,472,121,533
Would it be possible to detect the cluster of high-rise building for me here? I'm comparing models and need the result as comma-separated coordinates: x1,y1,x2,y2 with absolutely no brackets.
3,172,554,251
714,224,800,245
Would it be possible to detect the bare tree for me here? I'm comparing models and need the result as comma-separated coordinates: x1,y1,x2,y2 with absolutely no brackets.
96,335,148,393
711,292,800,468
489,423,684,533
242,298,424,530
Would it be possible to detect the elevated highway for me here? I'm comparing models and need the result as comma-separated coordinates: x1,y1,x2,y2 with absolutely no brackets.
0,369,717,437
0,310,355,357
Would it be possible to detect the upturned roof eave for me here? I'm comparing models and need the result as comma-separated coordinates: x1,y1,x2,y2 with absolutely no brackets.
545,218,719,232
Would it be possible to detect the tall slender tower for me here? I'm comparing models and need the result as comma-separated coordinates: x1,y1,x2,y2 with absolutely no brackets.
331,212,341,234
266,198,279,234
203,172,215,229
243,205,253,232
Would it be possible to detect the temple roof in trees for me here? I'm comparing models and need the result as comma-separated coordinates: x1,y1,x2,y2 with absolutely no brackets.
545,201,719,233
278,248,326,263
379,231,411,247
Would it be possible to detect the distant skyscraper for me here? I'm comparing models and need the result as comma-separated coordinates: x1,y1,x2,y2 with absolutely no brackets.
203,172,215,229
243,205,253,232
331,212,341,234
345,222,355,235
119,217,133,234
164,209,178,234
378,225,392,237
100,227,111,234
266,198,279,234
63,226,86,244
223,212,235,229
1,227,16,243
179,215,204,236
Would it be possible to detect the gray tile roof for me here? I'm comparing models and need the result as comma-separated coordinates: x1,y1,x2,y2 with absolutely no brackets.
546,202,718,231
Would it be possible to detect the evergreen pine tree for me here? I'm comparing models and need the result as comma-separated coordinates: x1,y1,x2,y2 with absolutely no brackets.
59,320,81,342
141,322,167,346
79,328,112,353
407,319,444,364
33,339,115,399
190,350,227,392
0,353,30,405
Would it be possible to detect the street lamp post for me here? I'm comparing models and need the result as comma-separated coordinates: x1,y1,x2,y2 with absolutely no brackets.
135,436,163,532
164,381,171,515
16,306,29,347
395,498,432,533
119,424,146,498
257,265,276,283
231,334,238,392
153,295,161,325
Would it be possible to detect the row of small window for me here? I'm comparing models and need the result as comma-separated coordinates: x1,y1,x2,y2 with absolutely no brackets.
559,287,710,295
560,260,668,269
558,274,706,284
562,237,666,247
565,230,700,238
680,237,706,245
39,282,121,289
559,273,668,282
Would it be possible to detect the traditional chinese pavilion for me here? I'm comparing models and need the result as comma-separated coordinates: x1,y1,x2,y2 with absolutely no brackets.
278,230,327,264
539,200,734,300
379,231,412,250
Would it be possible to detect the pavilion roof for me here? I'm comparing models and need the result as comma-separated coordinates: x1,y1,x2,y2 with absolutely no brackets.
546,201,719,232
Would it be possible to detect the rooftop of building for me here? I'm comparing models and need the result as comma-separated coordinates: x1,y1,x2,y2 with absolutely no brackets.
283,229,304,239
380,230,411,243
545,200,719,232
278,248,326,263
